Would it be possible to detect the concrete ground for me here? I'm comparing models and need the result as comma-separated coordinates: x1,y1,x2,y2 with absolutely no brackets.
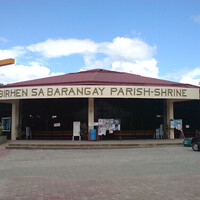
0,145,199,200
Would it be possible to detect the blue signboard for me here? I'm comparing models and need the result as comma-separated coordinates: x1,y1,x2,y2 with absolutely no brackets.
2,117,11,132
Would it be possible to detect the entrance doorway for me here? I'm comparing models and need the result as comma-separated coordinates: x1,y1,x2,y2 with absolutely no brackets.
21,98,88,139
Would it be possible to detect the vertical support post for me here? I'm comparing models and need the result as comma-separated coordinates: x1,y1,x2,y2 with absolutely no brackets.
11,100,19,140
166,100,174,139
88,98,94,131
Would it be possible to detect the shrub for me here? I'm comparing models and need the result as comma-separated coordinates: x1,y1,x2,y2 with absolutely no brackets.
0,125,4,136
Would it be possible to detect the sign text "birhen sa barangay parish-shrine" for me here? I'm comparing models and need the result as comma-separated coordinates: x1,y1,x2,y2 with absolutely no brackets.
0,86,199,100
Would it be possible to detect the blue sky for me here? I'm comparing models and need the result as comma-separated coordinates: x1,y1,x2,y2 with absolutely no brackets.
0,0,200,85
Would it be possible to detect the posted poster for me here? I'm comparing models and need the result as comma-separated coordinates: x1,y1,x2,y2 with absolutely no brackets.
98,119,121,135
170,119,182,130
114,119,121,131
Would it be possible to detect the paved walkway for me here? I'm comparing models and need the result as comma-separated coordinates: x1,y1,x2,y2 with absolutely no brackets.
0,145,199,200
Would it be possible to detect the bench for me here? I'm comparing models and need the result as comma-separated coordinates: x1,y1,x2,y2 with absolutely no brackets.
114,130,154,140
32,131,73,139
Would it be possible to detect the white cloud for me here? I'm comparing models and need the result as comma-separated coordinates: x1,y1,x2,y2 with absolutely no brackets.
27,38,98,58
83,37,158,77
1,36,200,86
1,36,159,83
180,67,200,86
161,67,200,86
0,46,25,60
28,37,157,77
0,63,62,84
102,37,156,60
111,59,158,78
50,72,64,77
192,14,200,23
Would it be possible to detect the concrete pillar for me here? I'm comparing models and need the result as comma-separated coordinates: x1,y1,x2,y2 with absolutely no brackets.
11,100,19,140
88,98,94,131
166,100,174,139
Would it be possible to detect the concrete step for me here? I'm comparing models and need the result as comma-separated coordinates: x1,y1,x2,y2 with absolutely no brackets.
6,145,142,150
5,141,183,150
6,144,147,149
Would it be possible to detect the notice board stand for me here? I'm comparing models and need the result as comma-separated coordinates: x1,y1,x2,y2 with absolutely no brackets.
73,121,81,141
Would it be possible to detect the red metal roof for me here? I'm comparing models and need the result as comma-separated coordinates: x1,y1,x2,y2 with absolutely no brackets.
1,68,199,88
